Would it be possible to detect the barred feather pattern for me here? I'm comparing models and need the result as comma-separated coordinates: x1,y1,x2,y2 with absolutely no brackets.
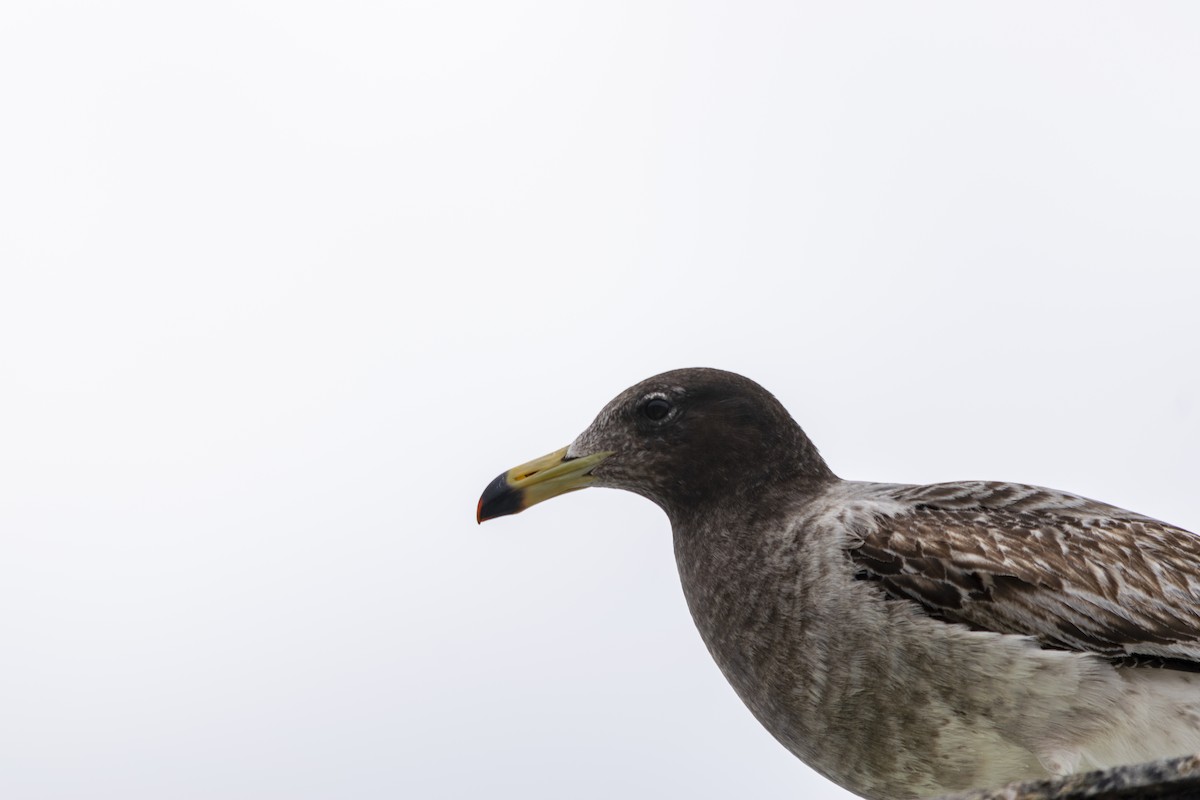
847,481,1200,665
671,478,1200,799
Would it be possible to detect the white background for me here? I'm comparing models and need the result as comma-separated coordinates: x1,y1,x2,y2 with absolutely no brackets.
2,3,1199,799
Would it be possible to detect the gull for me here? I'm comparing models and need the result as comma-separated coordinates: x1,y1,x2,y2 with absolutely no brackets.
477,368,1200,799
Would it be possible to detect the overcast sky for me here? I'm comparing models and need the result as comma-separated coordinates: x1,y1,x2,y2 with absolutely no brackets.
2,3,1199,799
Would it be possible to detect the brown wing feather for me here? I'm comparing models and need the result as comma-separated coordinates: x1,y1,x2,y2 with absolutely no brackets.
848,481,1200,663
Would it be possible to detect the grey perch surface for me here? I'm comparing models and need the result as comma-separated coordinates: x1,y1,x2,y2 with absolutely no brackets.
941,753,1200,799
478,369,1200,799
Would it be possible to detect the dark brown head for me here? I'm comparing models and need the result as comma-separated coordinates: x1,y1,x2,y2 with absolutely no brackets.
477,368,835,525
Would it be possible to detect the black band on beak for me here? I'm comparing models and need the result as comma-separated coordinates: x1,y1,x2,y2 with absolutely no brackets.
477,472,526,523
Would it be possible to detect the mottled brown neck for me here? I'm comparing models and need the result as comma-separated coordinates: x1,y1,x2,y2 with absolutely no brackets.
658,427,836,527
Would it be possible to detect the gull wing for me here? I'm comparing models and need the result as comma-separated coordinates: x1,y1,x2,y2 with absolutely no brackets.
847,481,1200,664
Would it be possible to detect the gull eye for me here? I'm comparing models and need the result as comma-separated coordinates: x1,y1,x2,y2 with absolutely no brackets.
641,397,672,422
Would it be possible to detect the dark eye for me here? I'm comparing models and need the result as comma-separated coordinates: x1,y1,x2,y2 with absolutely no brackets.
642,397,672,421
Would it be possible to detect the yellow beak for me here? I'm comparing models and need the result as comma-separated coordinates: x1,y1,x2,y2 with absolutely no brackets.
477,447,612,523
